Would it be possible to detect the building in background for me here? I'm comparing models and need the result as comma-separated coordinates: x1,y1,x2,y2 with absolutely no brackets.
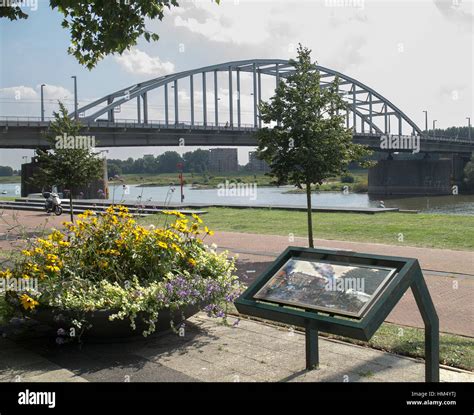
248,151,270,173
209,148,238,172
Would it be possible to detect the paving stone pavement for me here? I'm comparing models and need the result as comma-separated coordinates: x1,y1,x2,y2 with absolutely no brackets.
1,313,471,383
0,337,88,383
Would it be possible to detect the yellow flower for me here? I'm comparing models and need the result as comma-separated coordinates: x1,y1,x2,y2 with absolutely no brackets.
157,241,168,249
163,210,185,219
37,239,54,249
26,263,40,273
21,250,32,257
48,230,64,242
188,258,197,267
99,261,109,269
192,214,203,224
59,241,70,247
20,294,39,311
45,265,60,273
0,269,12,278
204,226,214,236
34,247,44,255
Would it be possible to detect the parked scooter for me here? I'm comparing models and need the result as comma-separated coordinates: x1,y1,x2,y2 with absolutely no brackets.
43,192,63,216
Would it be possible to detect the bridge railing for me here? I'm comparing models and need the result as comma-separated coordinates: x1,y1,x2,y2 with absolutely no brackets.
0,116,258,132
0,116,472,144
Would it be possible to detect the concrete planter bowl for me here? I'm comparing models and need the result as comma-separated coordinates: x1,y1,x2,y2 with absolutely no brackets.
30,304,201,343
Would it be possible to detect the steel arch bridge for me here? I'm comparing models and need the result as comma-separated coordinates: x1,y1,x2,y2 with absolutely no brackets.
72,59,424,137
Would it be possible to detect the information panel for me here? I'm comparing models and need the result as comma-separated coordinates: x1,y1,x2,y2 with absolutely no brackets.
254,258,397,318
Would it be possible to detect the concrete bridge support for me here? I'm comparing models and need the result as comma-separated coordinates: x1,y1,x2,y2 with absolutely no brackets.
368,154,471,196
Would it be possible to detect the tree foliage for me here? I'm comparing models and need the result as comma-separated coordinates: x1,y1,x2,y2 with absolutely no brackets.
256,44,373,246
464,157,474,190
33,102,104,221
1,1,219,69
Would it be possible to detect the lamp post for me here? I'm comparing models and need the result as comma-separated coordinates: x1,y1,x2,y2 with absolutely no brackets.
40,84,46,121
423,110,428,134
71,76,78,120
467,117,471,140
432,119,437,138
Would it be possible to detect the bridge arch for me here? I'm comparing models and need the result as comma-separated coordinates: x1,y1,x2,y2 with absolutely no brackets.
73,59,423,136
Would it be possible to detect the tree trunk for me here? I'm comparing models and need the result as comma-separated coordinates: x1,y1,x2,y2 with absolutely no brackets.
69,194,74,223
306,181,314,248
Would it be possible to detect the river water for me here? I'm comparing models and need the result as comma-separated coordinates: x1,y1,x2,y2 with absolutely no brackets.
2,182,473,215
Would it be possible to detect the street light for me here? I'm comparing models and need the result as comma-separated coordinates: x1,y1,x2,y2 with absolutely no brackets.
422,110,428,134
467,117,471,140
40,84,46,122
71,76,78,120
432,120,437,138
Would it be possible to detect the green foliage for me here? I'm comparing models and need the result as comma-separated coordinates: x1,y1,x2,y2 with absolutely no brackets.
183,149,211,173
255,44,372,246
340,174,355,183
257,44,372,189
0,166,13,177
463,158,474,189
32,102,104,221
1,1,220,69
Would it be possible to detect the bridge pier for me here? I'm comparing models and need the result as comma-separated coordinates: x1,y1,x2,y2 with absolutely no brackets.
368,154,471,196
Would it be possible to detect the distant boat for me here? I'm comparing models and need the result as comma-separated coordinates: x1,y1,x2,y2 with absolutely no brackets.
1,191,7,194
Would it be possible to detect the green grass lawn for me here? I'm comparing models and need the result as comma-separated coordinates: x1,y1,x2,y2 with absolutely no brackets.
140,208,474,250
0,176,20,184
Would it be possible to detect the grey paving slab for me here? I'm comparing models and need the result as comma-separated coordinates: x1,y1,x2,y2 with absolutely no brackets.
0,313,472,382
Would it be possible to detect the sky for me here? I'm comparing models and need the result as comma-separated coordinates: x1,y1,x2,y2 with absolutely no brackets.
0,0,472,168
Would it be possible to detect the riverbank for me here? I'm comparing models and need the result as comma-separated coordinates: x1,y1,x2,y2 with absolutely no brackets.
0,176,20,184
139,207,474,250
117,170,369,191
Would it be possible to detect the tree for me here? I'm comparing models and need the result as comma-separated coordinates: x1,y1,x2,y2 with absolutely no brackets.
157,151,183,173
107,162,123,178
33,102,104,222
1,1,219,69
464,157,474,190
183,149,210,173
256,45,372,248
0,166,13,177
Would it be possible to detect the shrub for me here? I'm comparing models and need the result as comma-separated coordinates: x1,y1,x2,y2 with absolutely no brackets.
340,174,355,183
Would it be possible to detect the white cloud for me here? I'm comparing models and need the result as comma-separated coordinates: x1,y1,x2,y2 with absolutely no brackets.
0,86,37,100
173,3,269,45
114,49,175,76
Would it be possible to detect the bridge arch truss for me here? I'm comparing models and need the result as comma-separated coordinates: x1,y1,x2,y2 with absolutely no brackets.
73,59,423,137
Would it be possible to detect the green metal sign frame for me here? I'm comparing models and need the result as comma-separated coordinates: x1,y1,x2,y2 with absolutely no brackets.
234,246,439,382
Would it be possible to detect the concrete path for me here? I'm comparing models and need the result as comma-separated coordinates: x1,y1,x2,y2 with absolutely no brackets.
0,336,87,382
0,314,471,383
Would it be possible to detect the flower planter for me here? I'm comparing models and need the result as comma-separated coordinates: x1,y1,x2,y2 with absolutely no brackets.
30,304,201,342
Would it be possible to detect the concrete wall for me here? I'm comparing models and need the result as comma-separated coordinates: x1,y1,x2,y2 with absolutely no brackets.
368,159,455,195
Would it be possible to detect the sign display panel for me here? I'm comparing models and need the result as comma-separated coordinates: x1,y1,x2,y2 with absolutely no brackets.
254,258,397,318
